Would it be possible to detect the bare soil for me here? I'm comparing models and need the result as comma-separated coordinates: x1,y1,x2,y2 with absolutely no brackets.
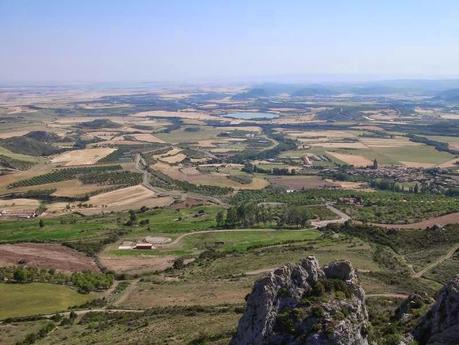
0,243,99,272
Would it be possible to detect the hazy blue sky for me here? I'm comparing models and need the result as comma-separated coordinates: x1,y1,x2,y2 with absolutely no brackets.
1,0,459,83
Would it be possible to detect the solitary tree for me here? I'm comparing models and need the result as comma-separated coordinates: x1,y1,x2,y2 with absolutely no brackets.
216,210,225,228
39,219,44,228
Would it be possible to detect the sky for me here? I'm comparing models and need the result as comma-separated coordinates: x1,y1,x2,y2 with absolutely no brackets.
1,0,459,84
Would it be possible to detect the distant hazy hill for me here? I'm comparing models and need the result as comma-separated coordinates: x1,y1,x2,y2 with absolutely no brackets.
78,119,122,129
291,87,335,96
434,88,459,102
0,131,62,156
231,88,269,100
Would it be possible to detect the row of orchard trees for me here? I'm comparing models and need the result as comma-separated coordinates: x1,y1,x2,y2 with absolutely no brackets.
216,203,312,229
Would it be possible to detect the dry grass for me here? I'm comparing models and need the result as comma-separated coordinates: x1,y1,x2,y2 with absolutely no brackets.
98,255,176,274
311,142,367,149
120,279,251,308
360,137,420,148
159,153,187,164
47,185,174,215
87,185,173,211
400,161,435,168
51,148,115,166
0,198,40,209
326,151,373,167
438,157,459,168
130,133,165,143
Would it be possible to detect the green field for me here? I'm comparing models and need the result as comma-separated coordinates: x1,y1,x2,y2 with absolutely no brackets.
156,126,225,143
107,229,322,257
327,144,454,165
426,135,459,145
0,283,95,319
0,145,44,163
0,215,118,243
0,206,222,244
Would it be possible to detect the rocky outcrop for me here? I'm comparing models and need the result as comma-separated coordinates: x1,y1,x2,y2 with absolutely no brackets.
413,276,459,345
230,256,369,345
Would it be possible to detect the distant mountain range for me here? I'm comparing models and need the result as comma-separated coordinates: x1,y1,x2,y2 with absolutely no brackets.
231,80,459,99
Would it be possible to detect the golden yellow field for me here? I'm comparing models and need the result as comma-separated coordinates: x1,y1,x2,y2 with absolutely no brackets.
326,151,373,167
51,147,115,166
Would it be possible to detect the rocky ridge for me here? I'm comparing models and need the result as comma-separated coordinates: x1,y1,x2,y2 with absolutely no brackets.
413,276,459,345
230,256,369,345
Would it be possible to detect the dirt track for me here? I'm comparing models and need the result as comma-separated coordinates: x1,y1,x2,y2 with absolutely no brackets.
413,243,459,278
372,212,459,229
0,243,99,272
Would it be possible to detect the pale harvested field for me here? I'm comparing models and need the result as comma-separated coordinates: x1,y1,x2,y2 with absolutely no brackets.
311,142,367,149
0,130,31,139
88,185,173,211
159,153,187,164
196,140,217,147
91,139,140,146
352,125,385,131
153,148,182,159
47,185,174,215
360,137,420,148
325,180,373,192
130,133,165,143
284,130,356,139
400,161,435,168
12,179,106,198
0,243,99,272
0,198,40,209
438,157,459,168
440,114,459,120
223,126,262,133
98,255,176,274
51,148,115,166
269,176,335,190
326,151,373,167
132,110,217,121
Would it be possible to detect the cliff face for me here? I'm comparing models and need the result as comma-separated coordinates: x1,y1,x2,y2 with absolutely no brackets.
230,256,369,345
413,276,459,345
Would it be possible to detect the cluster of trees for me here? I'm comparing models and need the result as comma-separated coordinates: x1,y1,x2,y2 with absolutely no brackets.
409,134,459,155
78,171,142,186
369,179,423,193
242,163,297,176
232,188,459,225
0,266,113,293
216,203,312,228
